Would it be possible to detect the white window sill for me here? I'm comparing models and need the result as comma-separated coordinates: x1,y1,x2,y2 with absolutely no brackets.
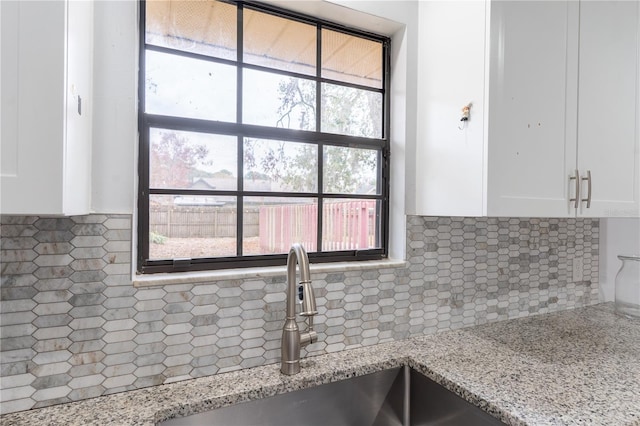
132,258,407,288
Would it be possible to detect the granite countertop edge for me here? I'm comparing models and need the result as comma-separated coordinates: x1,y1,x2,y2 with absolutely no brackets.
2,303,639,426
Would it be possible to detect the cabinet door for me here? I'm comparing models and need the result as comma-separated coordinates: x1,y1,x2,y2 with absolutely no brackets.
0,0,92,215
412,0,487,217
577,1,640,218
1,1,66,214
486,1,579,217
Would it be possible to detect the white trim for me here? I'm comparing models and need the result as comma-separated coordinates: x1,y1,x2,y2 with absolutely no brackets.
133,258,407,288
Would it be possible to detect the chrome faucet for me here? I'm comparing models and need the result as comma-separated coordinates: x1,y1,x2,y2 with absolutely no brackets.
281,243,318,375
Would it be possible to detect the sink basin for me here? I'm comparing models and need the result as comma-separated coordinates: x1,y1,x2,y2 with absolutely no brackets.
158,366,505,426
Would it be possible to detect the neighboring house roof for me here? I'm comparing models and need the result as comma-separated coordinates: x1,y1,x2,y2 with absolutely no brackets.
189,178,217,190
190,176,277,192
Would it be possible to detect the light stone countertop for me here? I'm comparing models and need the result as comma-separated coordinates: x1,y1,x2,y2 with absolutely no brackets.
2,303,639,426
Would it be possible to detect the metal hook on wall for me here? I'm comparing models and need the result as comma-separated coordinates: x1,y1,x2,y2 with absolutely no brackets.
458,102,472,130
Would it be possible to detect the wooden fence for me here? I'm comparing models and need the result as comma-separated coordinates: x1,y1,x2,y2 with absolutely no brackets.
258,200,376,253
258,203,318,253
150,200,377,252
150,206,259,238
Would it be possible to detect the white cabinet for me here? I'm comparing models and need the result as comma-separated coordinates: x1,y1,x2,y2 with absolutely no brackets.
411,0,640,218
1,0,93,215
486,0,579,217
576,1,640,218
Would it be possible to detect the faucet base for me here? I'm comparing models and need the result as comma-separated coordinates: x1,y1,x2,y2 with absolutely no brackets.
280,359,301,375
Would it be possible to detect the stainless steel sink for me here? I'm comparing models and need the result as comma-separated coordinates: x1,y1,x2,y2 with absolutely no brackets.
158,366,505,426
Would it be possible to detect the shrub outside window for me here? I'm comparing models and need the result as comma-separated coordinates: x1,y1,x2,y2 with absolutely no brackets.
138,0,390,273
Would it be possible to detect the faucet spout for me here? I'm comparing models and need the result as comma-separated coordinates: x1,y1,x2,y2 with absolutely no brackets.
281,244,318,375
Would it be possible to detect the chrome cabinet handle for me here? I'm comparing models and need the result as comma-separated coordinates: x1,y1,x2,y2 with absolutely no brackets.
581,170,592,208
569,169,580,209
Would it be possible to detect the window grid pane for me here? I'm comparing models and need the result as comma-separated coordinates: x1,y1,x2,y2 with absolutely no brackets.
145,50,237,122
149,128,237,191
321,83,383,138
243,8,316,75
149,194,237,260
243,197,317,255
321,29,383,89
140,1,389,273
244,138,318,193
146,0,237,61
323,145,378,194
322,199,380,251
243,70,316,130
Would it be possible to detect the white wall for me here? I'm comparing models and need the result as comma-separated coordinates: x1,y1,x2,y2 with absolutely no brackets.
91,0,137,214
327,0,419,260
599,218,640,301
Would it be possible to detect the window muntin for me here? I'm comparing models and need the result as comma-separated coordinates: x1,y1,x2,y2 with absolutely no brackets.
139,0,390,273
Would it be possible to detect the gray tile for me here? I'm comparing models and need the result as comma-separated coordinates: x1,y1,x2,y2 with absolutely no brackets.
70,236,107,248
103,217,131,230
71,224,107,236
34,255,73,267
70,247,108,260
69,328,107,342
102,241,131,252
68,340,106,354
31,373,72,390
0,335,37,352
134,353,166,367
32,314,72,328
1,274,38,289
0,213,601,415
1,286,38,300
69,271,107,284
102,374,136,389
34,231,74,243
68,293,107,306
33,291,72,304
33,278,73,292
70,215,108,224
1,249,38,263
103,229,131,241
102,362,136,377
135,342,167,357
68,384,105,400
69,259,107,271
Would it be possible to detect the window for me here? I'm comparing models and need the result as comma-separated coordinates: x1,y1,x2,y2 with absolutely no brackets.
138,0,390,273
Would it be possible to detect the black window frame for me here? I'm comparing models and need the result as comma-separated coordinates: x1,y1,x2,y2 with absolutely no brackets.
137,0,391,274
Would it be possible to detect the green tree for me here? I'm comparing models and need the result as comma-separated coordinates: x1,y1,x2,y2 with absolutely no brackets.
244,78,379,193
150,131,210,188
211,169,235,178
276,78,315,130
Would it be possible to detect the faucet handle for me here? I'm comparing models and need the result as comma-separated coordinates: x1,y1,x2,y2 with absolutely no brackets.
299,280,317,316
300,329,318,347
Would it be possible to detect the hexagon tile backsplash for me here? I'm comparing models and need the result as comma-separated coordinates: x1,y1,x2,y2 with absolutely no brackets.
0,215,599,414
